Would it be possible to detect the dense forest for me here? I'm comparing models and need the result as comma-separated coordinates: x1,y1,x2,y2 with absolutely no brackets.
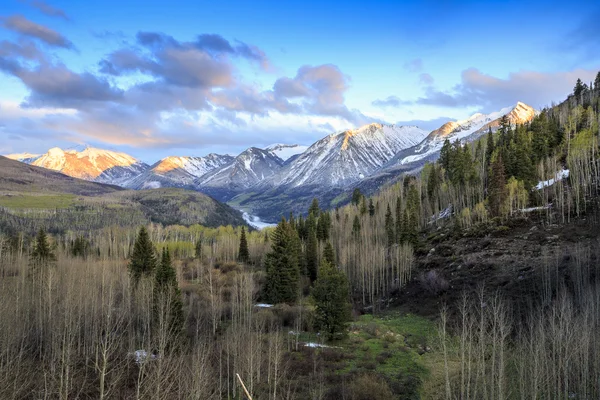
1,72,600,399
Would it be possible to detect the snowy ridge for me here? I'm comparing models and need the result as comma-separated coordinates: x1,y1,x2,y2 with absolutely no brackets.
7,146,148,183
152,154,234,178
266,123,428,188
198,147,284,190
397,102,536,166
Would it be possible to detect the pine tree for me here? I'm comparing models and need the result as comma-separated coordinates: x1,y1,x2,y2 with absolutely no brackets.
312,260,351,340
488,154,508,217
316,212,330,241
351,188,363,206
427,164,440,201
368,198,375,217
485,127,494,167
306,229,319,282
323,241,335,265
30,228,56,272
238,226,250,263
384,204,395,247
309,198,320,217
574,78,585,98
129,226,157,285
352,215,361,237
263,218,300,304
195,237,203,260
395,197,403,244
359,196,368,215
439,139,452,173
595,72,600,93
154,248,184,336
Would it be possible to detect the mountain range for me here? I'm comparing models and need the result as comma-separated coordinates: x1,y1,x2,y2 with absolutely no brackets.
5,102,537,221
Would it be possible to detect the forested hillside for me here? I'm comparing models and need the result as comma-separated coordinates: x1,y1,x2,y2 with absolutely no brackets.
0,73,599,399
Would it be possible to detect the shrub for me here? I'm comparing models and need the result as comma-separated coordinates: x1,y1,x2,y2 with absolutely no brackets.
418,270,449,295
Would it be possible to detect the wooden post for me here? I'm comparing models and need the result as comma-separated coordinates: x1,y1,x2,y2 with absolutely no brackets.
236,373,252,400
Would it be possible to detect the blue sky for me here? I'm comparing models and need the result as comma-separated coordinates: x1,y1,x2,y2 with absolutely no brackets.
0,0,598,162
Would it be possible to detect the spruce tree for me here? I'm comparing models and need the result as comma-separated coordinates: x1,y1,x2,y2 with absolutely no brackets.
359,196,368,215
394,197,403,244
309,198,320,217
263,218,300,304
485,127,494,166
351,188,363,206
323,241,335,266
129,226,157,285
427,164,440,202
574,78,585,98
30,228,56,272
154,248,184,336
368,198,375,217
312,260,351,340
352,215,361,237
238,226,250,263
306,230,319,282
385,204,395,247
195,237,203,260
439,139,452,173
595,72,600,93
488,154,508,217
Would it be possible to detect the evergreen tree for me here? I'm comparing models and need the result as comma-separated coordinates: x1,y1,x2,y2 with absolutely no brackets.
574,78,585,98
316,212,330,241
368,198,376,217
154,248,184,336
323,241,335,265
30,228,56,271
129,226,157,285
312,260,351,340
439,139,452,173
309,198,320,217
238,226,250,263
195,237,203,260
359,197,368,215
427,164,440,202
263,218,300,304
485,127,494,167
384,204,395,247
395,197,403,244
352,215,361,237
306,230,319,282
71,236,89,259
595,72,600,93
263,230,269,243
488,154,508,217
351,188,363,206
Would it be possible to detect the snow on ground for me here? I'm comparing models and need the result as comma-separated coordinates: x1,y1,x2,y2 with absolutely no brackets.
535,169,569,190
254,303,274,308
241,211,276,230
521,205,551,213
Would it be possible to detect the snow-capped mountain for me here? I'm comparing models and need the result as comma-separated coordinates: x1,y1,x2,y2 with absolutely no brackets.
6,147,149,184
196,147,284,199
5,152,41,163
266,144,308,162
124,153,235,190
263,123,428,188
392,102,536,166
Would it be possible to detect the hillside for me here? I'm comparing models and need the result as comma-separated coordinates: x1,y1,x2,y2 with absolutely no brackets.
0,156,247,233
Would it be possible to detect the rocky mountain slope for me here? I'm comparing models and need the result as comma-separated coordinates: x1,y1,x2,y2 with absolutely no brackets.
125,154,234,190
6,147,149,185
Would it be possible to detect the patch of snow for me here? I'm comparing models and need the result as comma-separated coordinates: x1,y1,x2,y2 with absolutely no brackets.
266,144,309,161
143,181,162,189
521,205,551,213
241,211,276,230
535,169,569,190
254,303,274,308
130,350,158,364
429,205,453,223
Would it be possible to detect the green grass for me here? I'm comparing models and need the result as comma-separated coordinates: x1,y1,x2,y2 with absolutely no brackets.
0,194,77,209
334,312,438,398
